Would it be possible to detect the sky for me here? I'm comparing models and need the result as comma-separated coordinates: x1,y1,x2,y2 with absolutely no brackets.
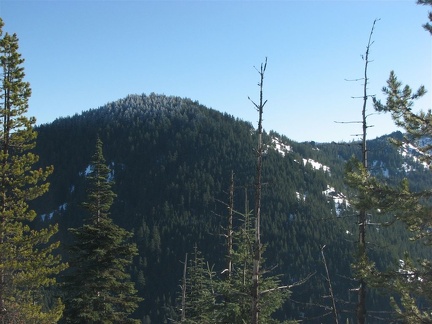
0,0,431,143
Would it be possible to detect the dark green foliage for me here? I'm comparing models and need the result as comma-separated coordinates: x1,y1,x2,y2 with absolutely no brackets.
360,3,432,318
178,211,291,324
216,210,256,323
31,93,432,322
418,0,432,34
0,18,65,322
369,69,432,320
82,137,116,222
62,138,142,323
180,247,216,324
216,211,291,324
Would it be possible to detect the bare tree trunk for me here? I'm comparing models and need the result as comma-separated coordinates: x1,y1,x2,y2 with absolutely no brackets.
227,171,234,278
0,67,11,320
357,19,378,324
321,245,339,324
249,58,268,324
243,185,249,286
181,253,188,322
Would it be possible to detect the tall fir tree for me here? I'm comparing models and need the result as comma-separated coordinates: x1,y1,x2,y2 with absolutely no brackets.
348,1,432,321
369,69,432,321
0,18,65,323
62,137,142,323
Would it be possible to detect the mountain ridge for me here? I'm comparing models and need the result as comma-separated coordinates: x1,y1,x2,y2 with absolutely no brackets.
33,93,432,322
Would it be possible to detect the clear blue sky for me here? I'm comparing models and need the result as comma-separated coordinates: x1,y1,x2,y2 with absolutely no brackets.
1,0,431,142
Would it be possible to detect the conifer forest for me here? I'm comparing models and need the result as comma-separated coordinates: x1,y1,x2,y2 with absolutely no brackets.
1,1,432,323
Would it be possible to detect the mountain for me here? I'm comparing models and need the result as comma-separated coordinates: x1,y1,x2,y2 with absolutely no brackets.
32,93,432,323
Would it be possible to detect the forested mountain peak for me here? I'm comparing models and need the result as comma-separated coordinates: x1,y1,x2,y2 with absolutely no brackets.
52,93,237,129
33,93,432,322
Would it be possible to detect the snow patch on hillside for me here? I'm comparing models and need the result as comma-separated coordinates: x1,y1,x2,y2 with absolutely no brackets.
40,203,68,221
296,191,306,201
372,160,390,178
399,259,423,282
418,137,432,147
84,165,92,176
108,162,115,182
79,161,116,181
323,185,349,216
270,137,331,173
400,143,429,170
79,165,92,177
401,162,413,172
303,158,331,173
271,137,291,156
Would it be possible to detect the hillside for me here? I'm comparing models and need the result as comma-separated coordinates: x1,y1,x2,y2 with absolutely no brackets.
32,93,432,323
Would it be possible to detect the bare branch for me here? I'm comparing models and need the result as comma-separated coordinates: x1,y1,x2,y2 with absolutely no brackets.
334,121,362,124
260,271,316,295
345,78,365,82
321,245,339,324
350,94,376,99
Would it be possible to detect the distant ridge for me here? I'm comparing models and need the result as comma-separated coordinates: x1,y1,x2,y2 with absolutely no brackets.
33,93,432,322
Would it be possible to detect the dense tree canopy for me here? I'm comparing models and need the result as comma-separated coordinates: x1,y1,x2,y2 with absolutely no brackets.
0,17,65,323
62,138,142,323
28,92,432,322
0,1,429,322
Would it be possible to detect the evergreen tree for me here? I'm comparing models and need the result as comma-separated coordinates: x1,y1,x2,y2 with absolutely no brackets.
178,212,291,324
0,18,65,323
180,246,215,324
356,1,432,320
62,137,142,323
369,69,432,321
418,0,432,34
344,19,379,324
32,90,432,320
216,209,290,324
177,177,291,324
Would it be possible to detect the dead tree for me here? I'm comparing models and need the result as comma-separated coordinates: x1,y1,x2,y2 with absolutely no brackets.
341,19,379,324
227,171,234,278
321,245,339,324
335,19,379,323
357,19,379,324
249,57,268,324
181,253,188,322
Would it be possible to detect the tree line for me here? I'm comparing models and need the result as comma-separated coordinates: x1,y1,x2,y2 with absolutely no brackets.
0,0,431,322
